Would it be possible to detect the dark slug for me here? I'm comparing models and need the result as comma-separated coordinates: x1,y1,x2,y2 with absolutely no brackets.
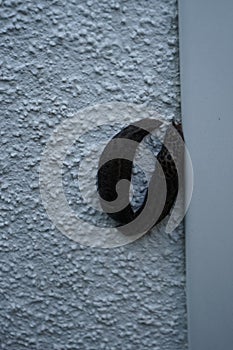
97,119,184,231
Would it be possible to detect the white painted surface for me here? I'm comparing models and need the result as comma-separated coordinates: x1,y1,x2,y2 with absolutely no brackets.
179,0,233,349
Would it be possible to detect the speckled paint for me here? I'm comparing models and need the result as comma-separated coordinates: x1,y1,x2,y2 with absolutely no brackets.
0,0,187,349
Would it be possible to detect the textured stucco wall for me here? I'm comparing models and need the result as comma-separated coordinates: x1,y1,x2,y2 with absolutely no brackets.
0,0,187,349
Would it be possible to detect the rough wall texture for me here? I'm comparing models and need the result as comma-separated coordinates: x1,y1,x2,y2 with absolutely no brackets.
0,0,187,349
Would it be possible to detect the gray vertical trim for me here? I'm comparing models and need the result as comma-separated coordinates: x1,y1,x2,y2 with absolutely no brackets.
178,0,233,349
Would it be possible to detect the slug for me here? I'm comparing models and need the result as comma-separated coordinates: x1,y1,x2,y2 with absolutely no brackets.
97,119,184,231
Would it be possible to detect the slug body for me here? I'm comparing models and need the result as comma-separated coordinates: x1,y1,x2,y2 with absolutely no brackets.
97,120,184,230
